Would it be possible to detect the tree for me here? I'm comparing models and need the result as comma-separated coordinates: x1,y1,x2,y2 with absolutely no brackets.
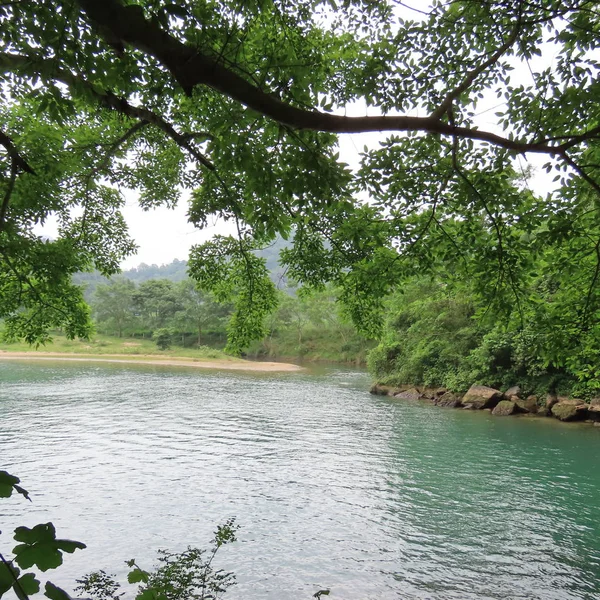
1,1,599,351
93,278,137,337
133,279,182,331
173,280,230,346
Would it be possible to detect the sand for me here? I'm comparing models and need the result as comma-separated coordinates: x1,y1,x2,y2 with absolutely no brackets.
0,351,304,372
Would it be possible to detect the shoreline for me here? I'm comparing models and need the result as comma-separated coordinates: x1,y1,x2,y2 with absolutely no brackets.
371,383,600,426
0,351,304,373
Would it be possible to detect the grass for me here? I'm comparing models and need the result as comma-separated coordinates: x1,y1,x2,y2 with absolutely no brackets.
0,333,233,362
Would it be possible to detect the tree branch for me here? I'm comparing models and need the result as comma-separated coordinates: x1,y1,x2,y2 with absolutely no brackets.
0,129,35,174
72,0,597,160
0,52,215,171
430,4,523,120
0,160,17,233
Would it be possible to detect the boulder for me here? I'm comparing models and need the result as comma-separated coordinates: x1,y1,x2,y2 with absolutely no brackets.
515,395,538,414
370,384,396,396
551,402,588,422
461,385,503,409
435,387,448,397
504,385,522,398
436,392,462,408
492,400,518,416
594,422,600,428
559,398,585,406
545,394,558,409
588,398,600,413
394,388,422,401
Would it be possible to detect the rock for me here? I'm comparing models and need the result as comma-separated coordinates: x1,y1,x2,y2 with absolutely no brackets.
536,406,551,417
594,422,600,427
551,402,588,422
370,384,396,396
492,400,518,416
504,385,522,398
461,385,503,409
435,387,448,396
515,395,538,414
437,392,462,408
394,388,422,401
546,394,558,409
588,398,600,413
559,398,585,406
420,388,438,400
463,403,474,410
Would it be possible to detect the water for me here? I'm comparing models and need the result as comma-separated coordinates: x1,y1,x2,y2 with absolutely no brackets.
1,359,600,600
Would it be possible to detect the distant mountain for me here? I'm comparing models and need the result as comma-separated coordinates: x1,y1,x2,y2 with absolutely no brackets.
74,259,189,299
74,240,293,300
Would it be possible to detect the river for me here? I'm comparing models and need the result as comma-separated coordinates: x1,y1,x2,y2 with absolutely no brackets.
1,360,600,600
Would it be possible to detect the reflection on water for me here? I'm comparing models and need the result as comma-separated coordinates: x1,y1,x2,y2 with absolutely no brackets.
1,360,600,599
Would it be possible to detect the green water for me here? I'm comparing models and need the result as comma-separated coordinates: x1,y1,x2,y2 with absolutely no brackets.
1,359,600,599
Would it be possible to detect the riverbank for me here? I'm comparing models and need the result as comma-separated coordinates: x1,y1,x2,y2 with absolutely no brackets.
0,351,303,372
0,334,303,372
371,383,600,426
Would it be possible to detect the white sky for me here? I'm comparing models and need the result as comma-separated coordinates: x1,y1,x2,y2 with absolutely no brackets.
116,2,562,269
34,1,560,270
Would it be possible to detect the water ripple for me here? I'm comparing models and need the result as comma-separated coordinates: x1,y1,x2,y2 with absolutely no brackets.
1,361,600,599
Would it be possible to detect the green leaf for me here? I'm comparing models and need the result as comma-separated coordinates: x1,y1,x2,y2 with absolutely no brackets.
135,588,161,600
127,568,149,584
13,523,86,572
16,573,41,596
0,471,25,499
0,562,20,597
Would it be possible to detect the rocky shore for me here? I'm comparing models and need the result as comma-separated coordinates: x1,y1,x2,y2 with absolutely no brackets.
370,383,600,425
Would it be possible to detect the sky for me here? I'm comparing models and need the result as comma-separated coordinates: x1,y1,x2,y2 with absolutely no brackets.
118,122,385,269
35,1,560,270
115,2,562,270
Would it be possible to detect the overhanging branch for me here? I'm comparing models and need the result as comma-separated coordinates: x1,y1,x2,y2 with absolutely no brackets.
73,0,597,160
0,52,215,171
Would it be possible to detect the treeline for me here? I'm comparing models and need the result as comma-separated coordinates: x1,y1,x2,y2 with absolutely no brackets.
88,276,372,362
369,272,600,399
91,278,231,349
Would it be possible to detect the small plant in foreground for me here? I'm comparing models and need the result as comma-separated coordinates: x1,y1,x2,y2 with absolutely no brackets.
76,520,239,600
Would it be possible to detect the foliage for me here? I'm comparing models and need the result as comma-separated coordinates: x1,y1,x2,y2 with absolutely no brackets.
152,328,173,350
249,287,373,363
367,279,480,390
93,278,137,338
0,333,231,361
368,272,595,397
0,471,85,600
91,277,231,347
76,521,239,600
1,1,600,351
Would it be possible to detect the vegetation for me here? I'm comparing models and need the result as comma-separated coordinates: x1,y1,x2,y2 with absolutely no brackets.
2,262,369,363
248,288,373,364
1,0,599,356
0,332,228,361
368,266,599,398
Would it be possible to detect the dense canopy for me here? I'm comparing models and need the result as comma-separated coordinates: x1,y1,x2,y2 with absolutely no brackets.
1,0,599,353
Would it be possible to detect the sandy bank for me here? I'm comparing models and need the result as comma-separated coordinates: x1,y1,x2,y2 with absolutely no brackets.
0,351,303,372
